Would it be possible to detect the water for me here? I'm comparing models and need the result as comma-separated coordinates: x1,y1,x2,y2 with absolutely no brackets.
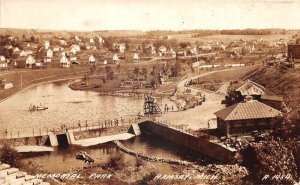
0,80,144,132
21,135,205,173
1,80,199,173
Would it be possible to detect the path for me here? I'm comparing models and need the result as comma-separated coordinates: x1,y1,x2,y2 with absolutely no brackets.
161,68,238,130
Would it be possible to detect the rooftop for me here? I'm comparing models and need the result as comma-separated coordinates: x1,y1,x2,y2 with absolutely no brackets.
214,100,281,121
236,79,274,96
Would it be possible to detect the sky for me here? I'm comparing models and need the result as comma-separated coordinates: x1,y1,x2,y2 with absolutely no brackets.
1,0,300,31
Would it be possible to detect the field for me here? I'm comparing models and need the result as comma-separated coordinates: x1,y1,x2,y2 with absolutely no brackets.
168,33,294,43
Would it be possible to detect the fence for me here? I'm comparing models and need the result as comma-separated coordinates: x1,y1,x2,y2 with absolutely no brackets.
0,116,142,140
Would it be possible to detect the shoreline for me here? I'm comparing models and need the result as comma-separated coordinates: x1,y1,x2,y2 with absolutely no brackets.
0,76,84,104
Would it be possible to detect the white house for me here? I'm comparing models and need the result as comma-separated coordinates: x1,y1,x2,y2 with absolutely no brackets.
171,50,176,58
60,56,70,68
103,60,107,65
113,54,119,63
97,36,104,44
190,46,198,55
0,61,8,68
89,55,96,65
71,45,80,54
44,40,50,49
20,50,28,57
59,40,67,46
26,55,36,68
47,49,53,58
71,47,77,54
26,50,33,55
133,53,139,62
119,44,126,53
0,56,5,62
89,38,94,43
13,47,20,53
159,46,167,54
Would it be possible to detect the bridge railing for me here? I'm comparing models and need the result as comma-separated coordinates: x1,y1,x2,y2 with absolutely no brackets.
0,116,143,140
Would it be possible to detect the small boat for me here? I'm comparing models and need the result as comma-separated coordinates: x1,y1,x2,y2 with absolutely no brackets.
29,104,48,111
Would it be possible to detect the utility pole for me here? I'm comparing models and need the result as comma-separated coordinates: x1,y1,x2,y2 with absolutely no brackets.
20,74,23,89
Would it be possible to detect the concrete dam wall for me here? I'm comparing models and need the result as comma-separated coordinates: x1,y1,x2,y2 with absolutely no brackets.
138,121,237,164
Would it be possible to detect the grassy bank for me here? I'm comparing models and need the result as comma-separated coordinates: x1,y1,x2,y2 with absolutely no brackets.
0,66,90,101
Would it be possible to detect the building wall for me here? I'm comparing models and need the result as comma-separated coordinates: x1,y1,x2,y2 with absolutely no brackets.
227,118,273,136
288,45,300,59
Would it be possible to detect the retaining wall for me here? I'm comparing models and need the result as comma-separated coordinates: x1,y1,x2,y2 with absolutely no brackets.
139,121,237,164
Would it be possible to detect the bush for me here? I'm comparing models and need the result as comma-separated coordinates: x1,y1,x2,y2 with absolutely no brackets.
135,157,145,167
107,152,125,170
0,143,20,167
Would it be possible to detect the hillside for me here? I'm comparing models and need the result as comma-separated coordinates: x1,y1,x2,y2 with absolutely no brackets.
247,66,300,109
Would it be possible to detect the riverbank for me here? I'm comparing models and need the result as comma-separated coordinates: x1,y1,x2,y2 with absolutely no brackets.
0,66,90,102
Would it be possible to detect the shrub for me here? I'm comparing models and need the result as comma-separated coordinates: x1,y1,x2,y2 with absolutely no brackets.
0,143,20,167
107,152,125,170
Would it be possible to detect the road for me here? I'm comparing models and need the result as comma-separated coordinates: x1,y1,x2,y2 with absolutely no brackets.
160,68,238,130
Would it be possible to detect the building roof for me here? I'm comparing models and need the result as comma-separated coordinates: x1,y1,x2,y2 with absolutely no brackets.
260,95,283,102
236,79,274,96
214,100,281,121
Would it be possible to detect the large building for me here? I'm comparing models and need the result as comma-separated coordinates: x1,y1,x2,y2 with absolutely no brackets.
288,44,300,59
214,97,282,137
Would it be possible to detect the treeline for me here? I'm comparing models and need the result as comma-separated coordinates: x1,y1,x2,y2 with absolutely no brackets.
148,29,291,37
220,29,272,35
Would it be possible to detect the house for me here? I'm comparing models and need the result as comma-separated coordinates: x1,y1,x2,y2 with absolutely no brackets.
133,53,139,62
70,56,79,64
144,44,156,55
113,54,119,63
103,60,107,65
159,46,167,54
235,79,274,97
119,43,126,53
13,47,20,53
4,45,12,50
89,38,94,43
189,46,198,55
288,44,300,59
19,50,27,57
0,56,5,62
25,50,33,55
44,40,50,49
89,55,96,65
47,49,53,58
97,36,104,44
70,45,80,54
15,55,36,68
214,96,282,137
60,55,70,68
0,61,8,69
59,40,67,46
